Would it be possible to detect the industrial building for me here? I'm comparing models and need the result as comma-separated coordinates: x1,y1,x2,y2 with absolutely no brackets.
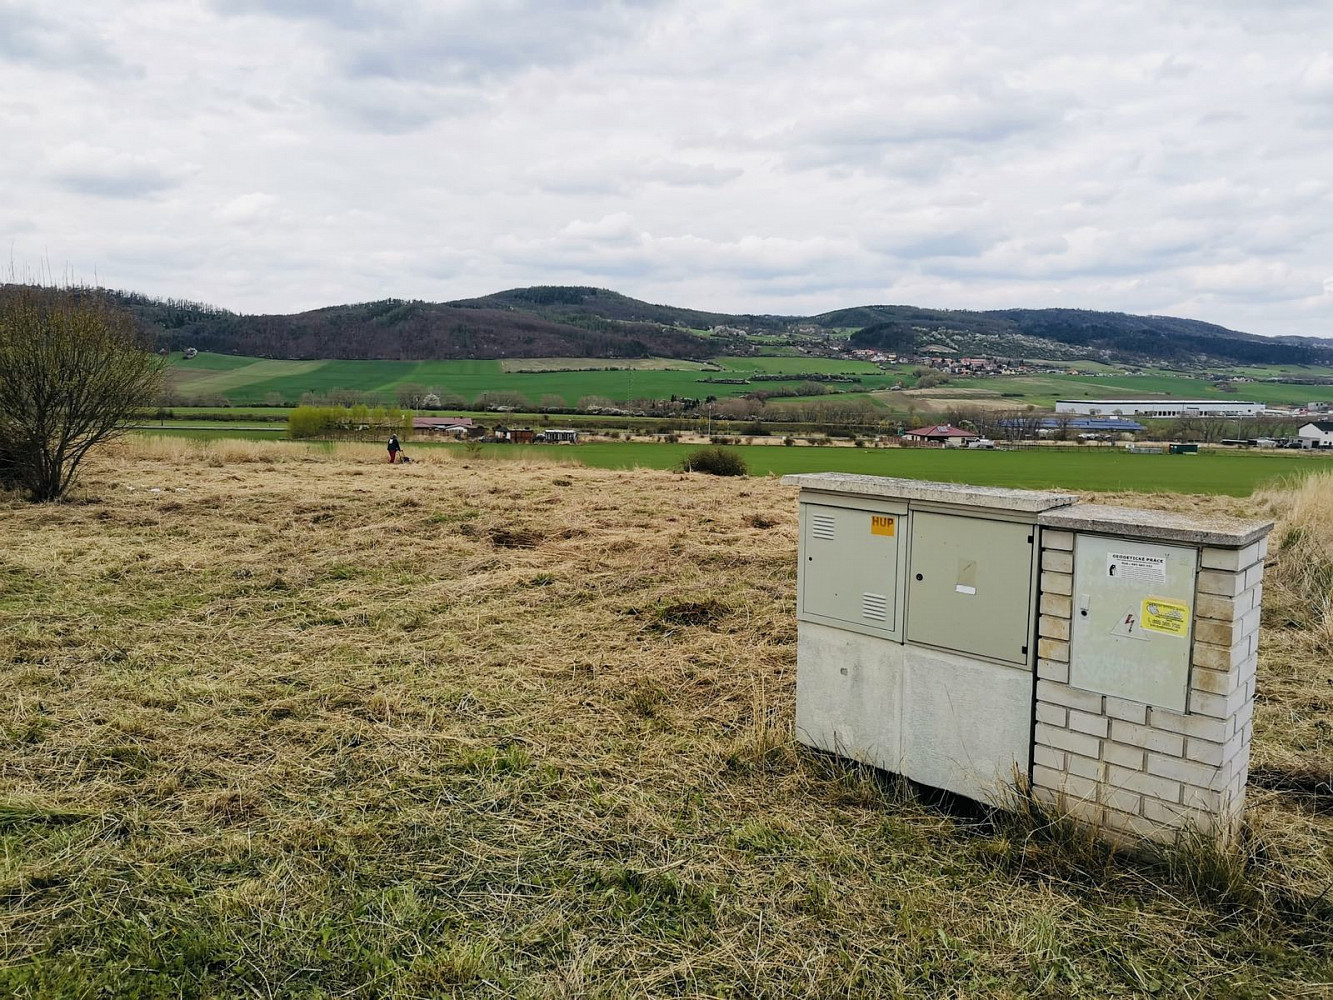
1054,399,1264,418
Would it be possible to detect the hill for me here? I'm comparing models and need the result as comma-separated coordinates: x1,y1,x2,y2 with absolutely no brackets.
843,306,1331,366
111,291,712,361
17,284,1332,366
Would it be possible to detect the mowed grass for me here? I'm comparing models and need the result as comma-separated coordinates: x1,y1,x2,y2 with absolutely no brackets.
135,431,1333,496
0,440,1328,996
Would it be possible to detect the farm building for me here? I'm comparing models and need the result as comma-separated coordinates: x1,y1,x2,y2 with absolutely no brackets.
1022,417,1146,437
902,424,978,446
1297,421,1333,448
541,429,579,443
494,427,536,444
1055,399,1263,418
413,416,476,436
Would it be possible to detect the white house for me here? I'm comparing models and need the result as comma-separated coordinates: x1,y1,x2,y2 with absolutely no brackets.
1297,421,1333,448
1055,399,1264,419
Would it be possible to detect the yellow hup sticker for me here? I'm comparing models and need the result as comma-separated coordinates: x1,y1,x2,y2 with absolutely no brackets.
1141,597,1189,636
870,515,896,537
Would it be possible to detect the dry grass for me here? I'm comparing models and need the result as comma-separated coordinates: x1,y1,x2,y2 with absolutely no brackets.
0,441,1330,997
1248,474,1333,836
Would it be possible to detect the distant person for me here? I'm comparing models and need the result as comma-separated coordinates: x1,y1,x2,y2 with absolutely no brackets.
387,434,401,463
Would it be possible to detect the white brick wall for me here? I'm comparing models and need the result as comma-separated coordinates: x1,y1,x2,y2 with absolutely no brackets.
1030,526,1265,844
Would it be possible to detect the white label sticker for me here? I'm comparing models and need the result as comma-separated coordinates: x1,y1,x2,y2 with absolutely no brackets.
1110,605,1151,641
955,584,977,595
1107,552,1167,584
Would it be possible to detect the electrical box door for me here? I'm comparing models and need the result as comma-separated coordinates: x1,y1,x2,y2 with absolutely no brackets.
799,502,905,640
906,512,1034,664
1070,535,1197,712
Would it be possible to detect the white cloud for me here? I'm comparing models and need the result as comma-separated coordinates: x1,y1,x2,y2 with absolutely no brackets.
47,143,192,198
214,192,281,226
0,0,1329,337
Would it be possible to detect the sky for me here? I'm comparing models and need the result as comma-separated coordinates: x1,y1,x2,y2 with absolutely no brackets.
2,0,1332,337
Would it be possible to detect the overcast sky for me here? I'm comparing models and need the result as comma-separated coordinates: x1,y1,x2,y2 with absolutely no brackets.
3,0,1331,336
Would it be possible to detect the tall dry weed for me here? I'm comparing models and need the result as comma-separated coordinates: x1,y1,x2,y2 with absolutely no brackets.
1257,471,1333,644
107,436,445,467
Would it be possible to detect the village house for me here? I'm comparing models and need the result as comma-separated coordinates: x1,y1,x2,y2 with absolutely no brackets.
1297,421,1333,448
901,424,978,447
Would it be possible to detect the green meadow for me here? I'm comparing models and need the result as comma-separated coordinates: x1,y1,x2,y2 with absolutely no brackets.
167,353,904,405
465,442,1329,495
167,353,1333,410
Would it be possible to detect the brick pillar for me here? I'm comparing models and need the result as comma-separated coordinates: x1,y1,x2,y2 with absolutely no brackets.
1029,528,1266,844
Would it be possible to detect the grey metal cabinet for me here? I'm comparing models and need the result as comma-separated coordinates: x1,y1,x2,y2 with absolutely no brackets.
906,512,1035,665
798,500,906,640
1069,534,1198,711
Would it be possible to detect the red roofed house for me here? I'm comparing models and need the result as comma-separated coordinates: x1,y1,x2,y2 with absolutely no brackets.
902,424,978,447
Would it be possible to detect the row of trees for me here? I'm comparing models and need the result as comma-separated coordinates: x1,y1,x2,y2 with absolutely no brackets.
286,405,412,441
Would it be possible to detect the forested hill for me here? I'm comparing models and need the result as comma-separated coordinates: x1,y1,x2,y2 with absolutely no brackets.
41,285,1333,365
108,291,714,360
843,305,1331,366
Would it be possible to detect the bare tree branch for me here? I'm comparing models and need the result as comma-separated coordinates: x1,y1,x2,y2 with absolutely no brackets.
0,284,164,501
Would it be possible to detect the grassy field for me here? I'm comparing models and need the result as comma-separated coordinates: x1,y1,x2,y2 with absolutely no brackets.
168,354,903,407
712,357,885,375
0,439,1328,996
133,431,1333,496
498,443,1331,495
168,353,1333,412
499,358,715,373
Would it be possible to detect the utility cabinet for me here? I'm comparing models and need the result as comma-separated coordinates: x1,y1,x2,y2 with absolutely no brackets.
786,473,1275,845
785,474,1077,806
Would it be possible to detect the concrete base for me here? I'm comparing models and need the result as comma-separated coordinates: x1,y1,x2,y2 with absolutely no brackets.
900,644,1033,805
795,622,1033,806
795,623,903,770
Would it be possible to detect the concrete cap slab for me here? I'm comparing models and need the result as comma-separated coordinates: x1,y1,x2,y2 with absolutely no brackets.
1038,504,1274,548
781,473,1079,513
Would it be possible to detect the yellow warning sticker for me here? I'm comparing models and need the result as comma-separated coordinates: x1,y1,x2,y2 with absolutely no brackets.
870,515,896,537
1141,597,1189,636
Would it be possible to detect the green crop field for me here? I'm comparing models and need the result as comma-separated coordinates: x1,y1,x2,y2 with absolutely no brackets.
498,358,715,373
166,354,902,406
471,443,1327,495
167,353,1333,411
713,356,885,375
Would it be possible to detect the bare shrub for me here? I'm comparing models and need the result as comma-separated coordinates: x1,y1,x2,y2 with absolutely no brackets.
0,285,163,500
680,446,747,477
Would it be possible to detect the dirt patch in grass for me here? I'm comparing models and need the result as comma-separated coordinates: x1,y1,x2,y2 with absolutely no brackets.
489,525,544,548
1250,767,1333,814
0,442,1329,996
655,599,730,627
